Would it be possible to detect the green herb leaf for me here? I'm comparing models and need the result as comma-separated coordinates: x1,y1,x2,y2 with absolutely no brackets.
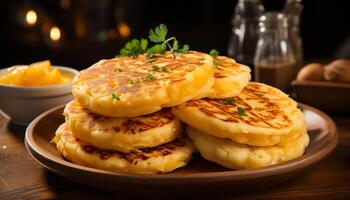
146,74,156,80
147,54,156,59
172,39,179,50
140,38,148,51
181,44,189,52
150,65,160,71
147,44,166,57
119,38,149,57
223,97,235,105
118,24,189,58
128,79,135,84
129,78,142,84
209,49,219,58
150,65,168,72
149,24,168,42
112,93,120,101
161,66,168,72
237,107,248,116
173,43,190,57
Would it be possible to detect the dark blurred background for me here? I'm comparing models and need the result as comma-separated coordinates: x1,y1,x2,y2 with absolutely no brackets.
1,0,350,70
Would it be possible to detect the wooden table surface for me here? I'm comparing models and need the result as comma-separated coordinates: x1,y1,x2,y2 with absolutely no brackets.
0,113,349,200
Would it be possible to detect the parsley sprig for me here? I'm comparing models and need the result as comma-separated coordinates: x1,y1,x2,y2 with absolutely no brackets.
148,24,189,58
119,38,148,57
118,24,189,58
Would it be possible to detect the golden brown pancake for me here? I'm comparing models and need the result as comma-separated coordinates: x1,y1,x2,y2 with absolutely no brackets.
207,56,251,98
64,100,182,153
187,126,309,169
173,82,305,146
53,124,194,174
72,51,214,117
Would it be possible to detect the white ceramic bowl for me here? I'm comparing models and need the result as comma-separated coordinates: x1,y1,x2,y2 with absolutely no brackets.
0,66,79,125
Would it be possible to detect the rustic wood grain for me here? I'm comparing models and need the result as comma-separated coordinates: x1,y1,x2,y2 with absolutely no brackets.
0,114,349,200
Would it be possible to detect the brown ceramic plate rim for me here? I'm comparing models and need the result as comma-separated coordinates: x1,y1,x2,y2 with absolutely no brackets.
292,79,350,89
25,103,338,181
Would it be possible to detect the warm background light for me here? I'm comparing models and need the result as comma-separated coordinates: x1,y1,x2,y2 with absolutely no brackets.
25,10,37,26
50,26,61,41
118,22,131,38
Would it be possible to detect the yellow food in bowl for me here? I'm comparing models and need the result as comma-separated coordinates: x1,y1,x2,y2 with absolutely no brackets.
0,60,71,86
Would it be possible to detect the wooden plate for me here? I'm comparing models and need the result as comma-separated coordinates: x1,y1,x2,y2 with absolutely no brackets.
25,104,338,195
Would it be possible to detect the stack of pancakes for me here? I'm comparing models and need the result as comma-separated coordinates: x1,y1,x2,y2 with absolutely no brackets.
53,51,309,174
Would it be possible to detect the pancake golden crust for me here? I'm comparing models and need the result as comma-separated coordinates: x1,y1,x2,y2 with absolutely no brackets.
207,56,251,98
53,124,194,174
72,51,214,117
65,100,182,153
173,82,305,146
187,126,309,169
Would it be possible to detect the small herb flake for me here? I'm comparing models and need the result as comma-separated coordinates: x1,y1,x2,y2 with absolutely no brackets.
150,65,160,71
150,65,168,72
112,93,120,101
128,78,141,84
223,97,235,105
127,79,134,84
209,49,219,58
222,97,235,106
237,107,248,117
161,66,168,72
146,74,156,80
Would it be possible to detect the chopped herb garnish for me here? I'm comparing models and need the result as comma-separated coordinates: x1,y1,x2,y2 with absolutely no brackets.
112,93,120,101
150,65,168,72
150,65,160,71
223,97,235,105
146,74,156,80
161,66,168,72
128,79,136,84
209,49,220,68
128,74,157,84
237,107,248,116
128,78,142,84
209,49,219,58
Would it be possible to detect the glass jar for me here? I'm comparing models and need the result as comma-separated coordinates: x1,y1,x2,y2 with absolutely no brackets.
227,0,264,77
254,12,296,92
284,0,304,73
